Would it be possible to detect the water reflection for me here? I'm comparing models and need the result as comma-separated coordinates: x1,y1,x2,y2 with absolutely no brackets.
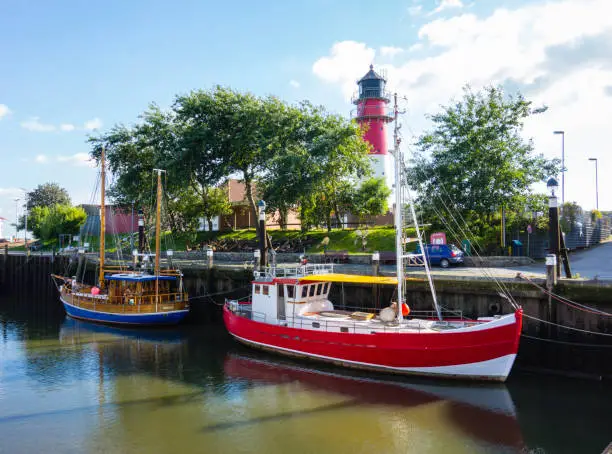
224,352,524,451
1,305,611,454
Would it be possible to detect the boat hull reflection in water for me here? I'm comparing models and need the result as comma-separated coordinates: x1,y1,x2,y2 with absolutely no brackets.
224,352,524,450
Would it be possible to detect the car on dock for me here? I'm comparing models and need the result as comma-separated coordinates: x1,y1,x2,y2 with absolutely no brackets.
415,243,464,268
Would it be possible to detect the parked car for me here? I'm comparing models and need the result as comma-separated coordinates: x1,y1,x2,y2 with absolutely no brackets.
415,243,464,268
29,241,43,251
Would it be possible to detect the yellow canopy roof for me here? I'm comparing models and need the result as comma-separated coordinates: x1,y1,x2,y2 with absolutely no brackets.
299,273,398,285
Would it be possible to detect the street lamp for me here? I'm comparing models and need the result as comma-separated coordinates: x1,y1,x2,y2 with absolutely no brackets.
546,176,560,279
13,197,19,240
257,200,267,270
588,158,599,211
553,131,565,206
19,188,28,253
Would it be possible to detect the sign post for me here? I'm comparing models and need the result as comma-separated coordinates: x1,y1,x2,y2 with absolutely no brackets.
526,224,532,257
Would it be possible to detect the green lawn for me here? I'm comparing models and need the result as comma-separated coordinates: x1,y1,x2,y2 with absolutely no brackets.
171,226,417,254
22,226,417,255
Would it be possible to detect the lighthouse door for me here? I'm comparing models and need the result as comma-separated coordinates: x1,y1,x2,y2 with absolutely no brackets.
277,284,286,320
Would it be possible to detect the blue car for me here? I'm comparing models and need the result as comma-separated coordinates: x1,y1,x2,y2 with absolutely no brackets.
415,243,464,268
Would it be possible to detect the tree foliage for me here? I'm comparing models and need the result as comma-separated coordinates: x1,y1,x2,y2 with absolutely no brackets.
26,182,71,210
408,85,559,236
352,178,391,221
29,204,86,242
90,87,373,235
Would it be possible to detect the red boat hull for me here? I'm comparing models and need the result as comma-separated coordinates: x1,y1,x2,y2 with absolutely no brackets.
223,306,523,382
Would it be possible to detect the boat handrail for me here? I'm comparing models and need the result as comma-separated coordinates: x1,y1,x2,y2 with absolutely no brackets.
225,301,471,333
253,264,334,280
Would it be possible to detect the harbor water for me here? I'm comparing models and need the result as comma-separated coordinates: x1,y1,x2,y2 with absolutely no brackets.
0,297,610,454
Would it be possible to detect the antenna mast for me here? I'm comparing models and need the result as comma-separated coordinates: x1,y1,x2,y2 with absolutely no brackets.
99,146,106,288
392,93,405,322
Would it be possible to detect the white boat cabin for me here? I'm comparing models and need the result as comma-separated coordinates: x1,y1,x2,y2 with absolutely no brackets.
251,278,333,322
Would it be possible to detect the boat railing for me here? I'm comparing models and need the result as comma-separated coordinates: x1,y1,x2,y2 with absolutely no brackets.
226,301,468,333
253,264,334,281
66,288,189,313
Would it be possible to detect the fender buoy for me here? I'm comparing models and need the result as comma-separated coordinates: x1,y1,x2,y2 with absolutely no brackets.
91,287,100,295
402,303,410,316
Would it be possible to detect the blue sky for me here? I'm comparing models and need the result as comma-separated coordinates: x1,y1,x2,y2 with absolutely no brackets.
1,0,610,236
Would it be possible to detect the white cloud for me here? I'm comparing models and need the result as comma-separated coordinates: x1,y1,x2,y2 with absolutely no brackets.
312,0,612,210
380,46,404,58
0,104,11,119
34,155,48,163
430,0,464,15
289,79,300,88
83,118,103,131
57,153,95,167
0,187,23,198
408,43,424,52
408,5,422,17
20,117,56,132
312,41,376,98
60,123,75,132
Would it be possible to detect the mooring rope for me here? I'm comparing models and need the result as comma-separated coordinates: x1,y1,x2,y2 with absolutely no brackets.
522,313,612,337
521,333,612,348
518,273,612,317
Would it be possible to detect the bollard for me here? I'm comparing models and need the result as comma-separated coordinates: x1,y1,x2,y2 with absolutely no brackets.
372,252,380,308
207,248,214,268
545,254,557,338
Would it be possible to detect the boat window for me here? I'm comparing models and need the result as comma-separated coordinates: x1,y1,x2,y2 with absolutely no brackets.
278,285,284,297
287,286,294,298
309,285,315,297
323,283,329,294
316,283,323,295
263,285,269,296
255,285,261,294
301,286,308,298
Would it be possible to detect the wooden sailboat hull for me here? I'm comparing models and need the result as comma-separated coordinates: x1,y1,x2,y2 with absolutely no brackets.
223,305,523,382
61,295,189,326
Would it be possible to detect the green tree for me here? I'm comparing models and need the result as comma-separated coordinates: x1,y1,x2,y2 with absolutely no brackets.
32,204,86,242
409,85,559,236
352,178,391,222
26,183,71,209
174,87,299,236
193,185,232,231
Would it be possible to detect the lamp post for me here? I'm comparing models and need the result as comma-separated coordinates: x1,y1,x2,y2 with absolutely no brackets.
257,200,267,270
546,177,560,279
20,188,29,254
13,197,19,241
588,158,599,211
130,200,135,251
553,131,565,206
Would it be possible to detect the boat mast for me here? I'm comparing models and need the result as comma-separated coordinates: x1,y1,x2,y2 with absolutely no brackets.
153,169,164,297
393,94,442,322
392,93,405,322
407,184,443,321
99,146,106,288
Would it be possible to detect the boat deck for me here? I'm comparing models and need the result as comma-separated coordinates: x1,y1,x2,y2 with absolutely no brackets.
229,302,478,334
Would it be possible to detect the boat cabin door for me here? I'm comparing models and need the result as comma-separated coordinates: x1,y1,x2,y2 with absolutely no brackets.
277,284,286,320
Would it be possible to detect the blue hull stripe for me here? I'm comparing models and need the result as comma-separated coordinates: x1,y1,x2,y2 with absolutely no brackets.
61,298,189,326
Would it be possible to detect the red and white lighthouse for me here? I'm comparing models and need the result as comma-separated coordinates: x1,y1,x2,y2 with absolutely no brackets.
352,65,394,188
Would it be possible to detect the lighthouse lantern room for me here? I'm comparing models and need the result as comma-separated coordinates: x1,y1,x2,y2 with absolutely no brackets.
352,65,394,188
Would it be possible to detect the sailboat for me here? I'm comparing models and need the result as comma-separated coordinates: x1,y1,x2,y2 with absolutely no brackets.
223,94,523,382
52,147,189,325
